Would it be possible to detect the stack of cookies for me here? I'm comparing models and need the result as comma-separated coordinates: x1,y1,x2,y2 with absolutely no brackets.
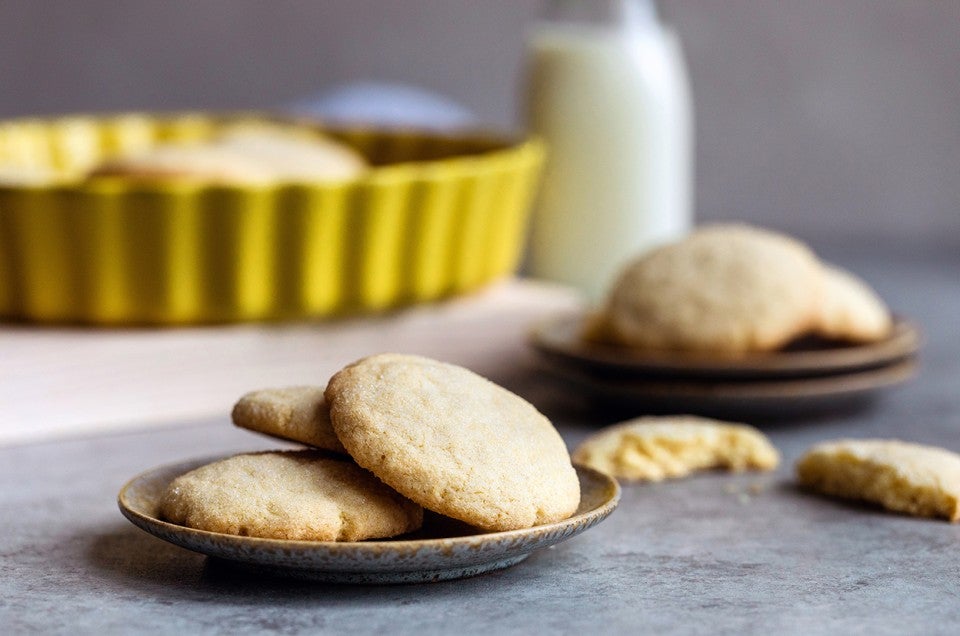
533,224,917,418
159,354,581,542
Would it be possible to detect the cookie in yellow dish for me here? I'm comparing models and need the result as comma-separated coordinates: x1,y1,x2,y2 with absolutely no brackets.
89,122,367,184
89,143,275,183
214,123,368,181
0,165,62,185
796,439,960,522
572,415,780,482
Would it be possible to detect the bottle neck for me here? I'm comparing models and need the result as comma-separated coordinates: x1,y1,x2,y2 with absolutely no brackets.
541,0,659,30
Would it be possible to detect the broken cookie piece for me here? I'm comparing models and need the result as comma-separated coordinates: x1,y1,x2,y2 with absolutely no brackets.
796,439,960,522
572,415,779,482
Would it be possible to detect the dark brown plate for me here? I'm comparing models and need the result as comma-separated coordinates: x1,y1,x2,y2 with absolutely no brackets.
530,312,920,381
541,357,918,420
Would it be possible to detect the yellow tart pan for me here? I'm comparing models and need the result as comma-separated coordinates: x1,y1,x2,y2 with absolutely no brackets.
0,113,543,324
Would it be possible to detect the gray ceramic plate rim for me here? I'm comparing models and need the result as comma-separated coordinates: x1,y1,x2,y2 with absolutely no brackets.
118,455,620,583
531,312,920,380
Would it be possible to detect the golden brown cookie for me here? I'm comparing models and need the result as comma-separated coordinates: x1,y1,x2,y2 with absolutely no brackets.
572,415,780,482
796,439,960,522
0,165,61,185
88,122,367,184
231,386,346,454
815,266,892,343
587,224,824,354
215,124,367,182
325,354,581,531
159,450,423,540
89,144,275,183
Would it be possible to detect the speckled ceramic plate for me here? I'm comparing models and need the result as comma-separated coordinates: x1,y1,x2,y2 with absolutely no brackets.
531,313,920,380
118,456,620,584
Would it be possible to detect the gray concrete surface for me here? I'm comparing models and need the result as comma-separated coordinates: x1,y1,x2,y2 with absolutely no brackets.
1,246,959,634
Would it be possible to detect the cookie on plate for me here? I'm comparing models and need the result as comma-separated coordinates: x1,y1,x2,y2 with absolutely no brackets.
587,224,824,354
815,266,892,343
572,415,780,482
325,354,581,532
159,450,423,540
231,386,346,454
796,439,960,522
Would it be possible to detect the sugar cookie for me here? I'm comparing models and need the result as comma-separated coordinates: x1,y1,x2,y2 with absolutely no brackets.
159,451,423,540
816,266,892,343
325,354,580,531
231,386,346,454
89,144,274,183
588,224,824,354
89,123,367,184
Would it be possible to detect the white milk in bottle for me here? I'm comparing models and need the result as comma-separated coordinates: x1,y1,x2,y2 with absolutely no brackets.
524,0,693,301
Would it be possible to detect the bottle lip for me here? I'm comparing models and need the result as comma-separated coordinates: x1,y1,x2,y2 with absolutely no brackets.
539,0,660,29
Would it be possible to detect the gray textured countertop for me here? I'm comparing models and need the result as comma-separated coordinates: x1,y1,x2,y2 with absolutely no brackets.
2,246,959,635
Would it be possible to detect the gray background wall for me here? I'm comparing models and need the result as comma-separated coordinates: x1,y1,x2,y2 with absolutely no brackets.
1,1,957,249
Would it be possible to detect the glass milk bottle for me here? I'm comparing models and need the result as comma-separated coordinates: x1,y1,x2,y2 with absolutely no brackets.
524,0,693,301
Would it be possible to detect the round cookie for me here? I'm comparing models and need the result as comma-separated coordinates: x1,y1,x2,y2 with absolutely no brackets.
324,354,581,532
89,123,367,184
159,450,423,541
231,386,347,454
588,224,825,354
216,124,368,182
89,144,274,184
815,265,892,343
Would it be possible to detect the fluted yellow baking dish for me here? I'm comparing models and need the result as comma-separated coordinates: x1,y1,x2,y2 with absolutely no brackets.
0,113,543,324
